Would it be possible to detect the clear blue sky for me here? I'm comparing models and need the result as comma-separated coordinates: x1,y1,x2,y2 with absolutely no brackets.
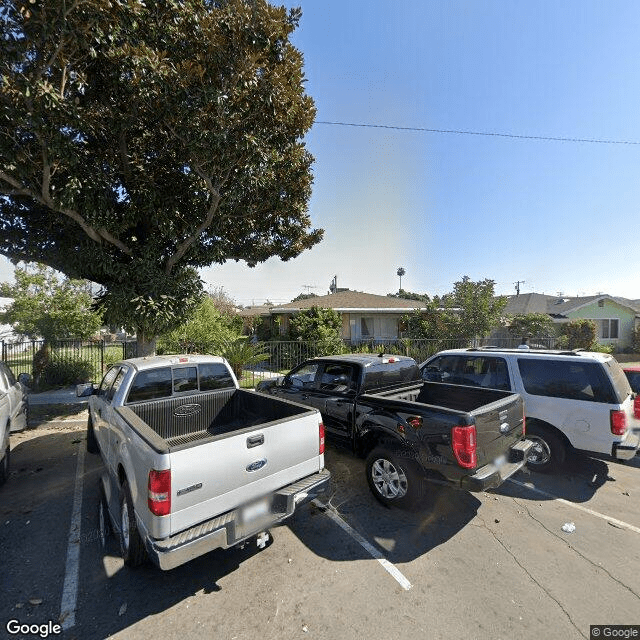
2,0,639,305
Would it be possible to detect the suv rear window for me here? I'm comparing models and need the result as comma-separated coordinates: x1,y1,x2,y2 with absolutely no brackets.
517,358,617,404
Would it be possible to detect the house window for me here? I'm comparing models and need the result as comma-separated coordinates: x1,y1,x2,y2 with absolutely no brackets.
361,317,374,337
600,319,619,339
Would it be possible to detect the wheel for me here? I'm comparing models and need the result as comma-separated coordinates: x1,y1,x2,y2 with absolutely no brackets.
365,447,424,509
526,423,566,473
98,484,112,551
0,446,9,486
119,480,147,567
86,416,99,454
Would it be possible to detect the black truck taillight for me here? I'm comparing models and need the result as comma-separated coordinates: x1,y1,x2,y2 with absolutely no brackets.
451,425,477,469
148,469,171,516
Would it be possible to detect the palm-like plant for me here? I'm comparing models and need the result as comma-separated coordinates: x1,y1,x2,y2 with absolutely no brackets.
397,267,406,292
221,337,270,379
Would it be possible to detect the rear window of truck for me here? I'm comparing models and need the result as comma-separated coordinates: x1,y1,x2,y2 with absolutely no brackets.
361,360,421,392
126,363,235,403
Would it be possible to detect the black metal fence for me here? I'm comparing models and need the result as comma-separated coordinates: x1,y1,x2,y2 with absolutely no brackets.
1,335,558,388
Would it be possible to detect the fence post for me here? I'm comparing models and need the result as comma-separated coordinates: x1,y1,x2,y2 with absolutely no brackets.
1,340,5,363
101,339,105,374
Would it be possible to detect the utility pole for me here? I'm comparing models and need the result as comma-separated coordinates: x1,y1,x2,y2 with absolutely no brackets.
514,280,525,296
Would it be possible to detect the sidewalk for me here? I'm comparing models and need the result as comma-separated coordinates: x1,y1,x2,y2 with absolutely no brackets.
27,387,88,406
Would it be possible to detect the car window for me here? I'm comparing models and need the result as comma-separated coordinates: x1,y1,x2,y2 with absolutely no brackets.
98,366,120,398
319,364,356,393
517,358,617,403
200,363,235,391
603,358,631,402
127,367,173,403
2,364,17,387
107,367,127,402
422,356,461,383
173,366,198,393
362,359,420,391
626,372,640,394
287,363,320,389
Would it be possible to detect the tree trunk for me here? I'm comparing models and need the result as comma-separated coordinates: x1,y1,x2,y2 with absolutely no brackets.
136,329,157,357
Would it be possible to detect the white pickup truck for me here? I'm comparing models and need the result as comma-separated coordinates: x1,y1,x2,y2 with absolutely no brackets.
79,355,329,570
0,361,28,486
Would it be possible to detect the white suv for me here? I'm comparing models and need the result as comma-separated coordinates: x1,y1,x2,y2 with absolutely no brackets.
420,347,640,472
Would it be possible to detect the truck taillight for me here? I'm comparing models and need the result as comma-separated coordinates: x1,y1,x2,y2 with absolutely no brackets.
634,396,640,420
610,410,627,436
451,425,477,469
148,469,171,516
319,422,325,455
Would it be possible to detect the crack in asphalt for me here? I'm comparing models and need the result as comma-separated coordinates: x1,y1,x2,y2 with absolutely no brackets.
473,516,587,640
512,498,640,602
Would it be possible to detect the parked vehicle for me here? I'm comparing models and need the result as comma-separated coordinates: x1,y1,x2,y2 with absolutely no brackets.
421,347,640,472
623,366,640,394
256,354,531,508
0,361,28,485
79,355,329,569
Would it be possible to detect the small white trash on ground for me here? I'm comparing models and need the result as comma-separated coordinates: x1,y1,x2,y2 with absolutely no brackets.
561,522,576,533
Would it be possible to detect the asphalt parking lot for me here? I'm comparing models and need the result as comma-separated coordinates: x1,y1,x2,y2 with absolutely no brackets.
1,411,639,640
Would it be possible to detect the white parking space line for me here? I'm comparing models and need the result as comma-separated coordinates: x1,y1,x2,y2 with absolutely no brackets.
60,445,86,630
311,499,412,591
508,478,640,535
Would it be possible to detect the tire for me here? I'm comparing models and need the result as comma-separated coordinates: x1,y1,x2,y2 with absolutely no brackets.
86,416,99,454
526,423,566,473
365,447,424,509
98,483,112,551
0,446,9,486
119,480,147,567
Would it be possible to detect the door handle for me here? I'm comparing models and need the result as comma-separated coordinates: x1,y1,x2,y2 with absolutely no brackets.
247,434,264,448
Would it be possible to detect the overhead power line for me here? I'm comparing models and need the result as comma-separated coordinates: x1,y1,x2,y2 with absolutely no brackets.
314,120,640,145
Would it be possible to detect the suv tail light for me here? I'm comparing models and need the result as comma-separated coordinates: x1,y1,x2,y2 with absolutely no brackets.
319,422,325,455
451,425,477,469
634,396,640,420
610,410,627,436
522,411,526,437
148,469,171,516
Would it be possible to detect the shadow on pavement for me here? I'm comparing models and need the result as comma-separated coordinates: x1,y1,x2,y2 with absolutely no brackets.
288,445,481,565
493,449,614,503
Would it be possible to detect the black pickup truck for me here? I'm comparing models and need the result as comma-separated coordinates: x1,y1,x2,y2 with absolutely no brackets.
257,354,533,508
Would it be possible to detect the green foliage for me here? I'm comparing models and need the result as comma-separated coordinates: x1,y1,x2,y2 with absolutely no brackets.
289,307,345,355
590,342,614,354
221,337,270,378
400,277,506,341
290,292,319,302
158,297,237,355
507,313,555,339
0,0,321,344
41,356,94,387
556,319,597,350
0,263,103,341
387,290,431,302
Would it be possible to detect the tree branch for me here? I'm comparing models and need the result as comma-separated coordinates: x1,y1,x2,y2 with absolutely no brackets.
165,168,221,273
0,170,133,256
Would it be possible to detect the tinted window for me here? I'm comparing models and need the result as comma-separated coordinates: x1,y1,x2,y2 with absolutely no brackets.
626,371,640,394
107,367,127,402
363,360,420,391
517,359,617,403
319,364,356,392
98,367,120,398
604,358,632,402
173,366,198,393
200,363,235,391
127,367,173,403
287,363,320,389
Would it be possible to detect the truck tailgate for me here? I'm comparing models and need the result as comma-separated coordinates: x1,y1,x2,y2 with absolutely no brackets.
471,393,525,466
168,411,322,536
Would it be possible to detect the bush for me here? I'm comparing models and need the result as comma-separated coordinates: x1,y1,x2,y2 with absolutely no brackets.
221,338,270,379
41,356,94,387
557,319,597,350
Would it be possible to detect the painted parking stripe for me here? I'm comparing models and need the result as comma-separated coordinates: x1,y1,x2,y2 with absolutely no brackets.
508,478,640,535
311,499,412,591
60,445,86,630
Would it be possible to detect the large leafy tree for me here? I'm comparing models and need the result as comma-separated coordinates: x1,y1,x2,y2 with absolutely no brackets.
0,0,322,354
507,313,555,342
0,263,103,341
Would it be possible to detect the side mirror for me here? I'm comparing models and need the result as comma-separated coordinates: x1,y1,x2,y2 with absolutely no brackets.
76,383,97,397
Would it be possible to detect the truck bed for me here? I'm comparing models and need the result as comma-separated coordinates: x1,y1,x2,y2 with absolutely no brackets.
120,389,315,452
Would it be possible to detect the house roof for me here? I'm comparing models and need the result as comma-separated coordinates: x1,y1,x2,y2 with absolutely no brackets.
504,293,640,318
271,290,429,314
237,305,272,318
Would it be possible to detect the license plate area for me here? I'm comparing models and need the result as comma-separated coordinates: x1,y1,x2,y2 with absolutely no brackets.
241,497,272,526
